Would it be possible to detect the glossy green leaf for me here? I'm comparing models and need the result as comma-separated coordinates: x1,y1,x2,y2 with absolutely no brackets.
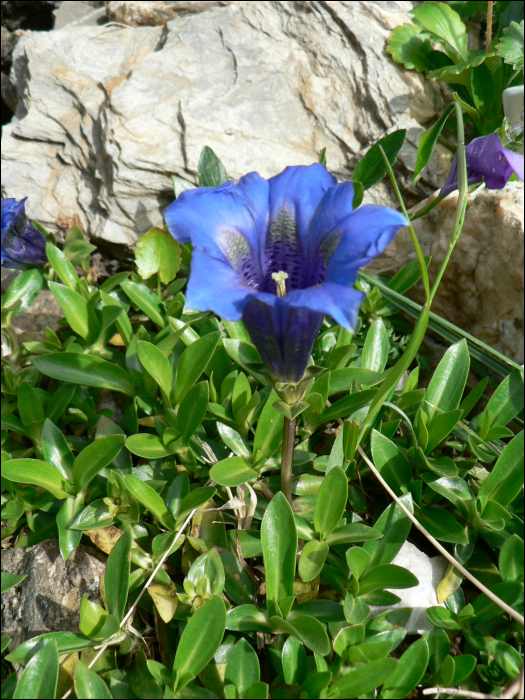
177,486,216,521
45,383,76,423
346,547,371,581
363,494,413,566
1,572,27,594
362,319,390,373
261,492,297,617
282,636,307,686
309,389,377,428
79,596,120,642
418,507,469,544
371,430,412,495
70,500,114,531
244,681,269,699
173,597,226,690
472,580,523,623
226,605,273,633
270,615,330,656
33,353,134,396
327,657,398,698
3,268,43,314
387,23,436,71
426,409,463,454
49,281,100,342
380,638,429,699
314,466,348,539
411,1,468,61
166,472,190,520
489,640,522,678
126,433,172,459
46,242,79,291
74,661,112,699
253,389,284,459
298,539,329,582
452,654,477,684
124,475,175,529
5,632,94,665
178,381,209,443
121,279,165,328
483,369,524,429
499,534,524,582
17,382,44,427
106,530,131,622
42,418,74,480
325,523,383,546
198,146,228,187
13,639,59,700
424,340,470,421
137,340,172,397
135,227,181,284
496,20,525,71
219,549,255,605
425,607,462,630
479,431,524,506
2,458,72,500
73,434,125,490
413,104,454,184
358,564,418,595
217,422,252,459
57,497,83,562
210,456,258,487
352,130,407,203
174,331,220,404
225,638,260,697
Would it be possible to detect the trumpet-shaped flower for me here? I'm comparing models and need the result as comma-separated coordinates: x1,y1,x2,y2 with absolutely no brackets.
165,164,407,383
440,132,524,197
1,198,47,269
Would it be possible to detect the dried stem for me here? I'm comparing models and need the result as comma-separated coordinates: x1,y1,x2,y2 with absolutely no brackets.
357,446,524,627
486,1,494,53
281,416,297,505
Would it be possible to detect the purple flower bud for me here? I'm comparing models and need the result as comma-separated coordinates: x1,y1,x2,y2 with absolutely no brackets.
441,133,524,197
165,164,407,383
1,198,47,269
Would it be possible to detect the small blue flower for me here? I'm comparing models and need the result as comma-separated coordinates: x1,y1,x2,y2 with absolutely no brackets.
441,132,524,197
165,164,407,383
1,198,47,269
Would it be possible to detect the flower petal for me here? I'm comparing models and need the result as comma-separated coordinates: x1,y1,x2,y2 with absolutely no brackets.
184,248,255,321
502,147,524,183
323,205,408,286
284,282,366,331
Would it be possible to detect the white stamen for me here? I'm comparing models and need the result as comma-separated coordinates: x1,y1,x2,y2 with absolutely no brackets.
272,271,289,298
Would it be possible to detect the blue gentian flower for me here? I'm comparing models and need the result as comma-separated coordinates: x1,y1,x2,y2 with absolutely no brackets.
440,133,524,197
165,164,407,384
1,198,47,269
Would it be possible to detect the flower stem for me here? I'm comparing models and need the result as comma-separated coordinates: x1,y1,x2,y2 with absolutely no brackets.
486,1,494,53
281,417,297,506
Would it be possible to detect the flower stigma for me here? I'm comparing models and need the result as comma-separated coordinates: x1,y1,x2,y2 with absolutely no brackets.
271,270,289,298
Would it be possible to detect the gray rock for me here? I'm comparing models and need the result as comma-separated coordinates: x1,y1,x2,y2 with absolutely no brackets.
366,182,525,364
1,540,105,653
11,289,64,335
107,1,237,26
2,1,446,249
53,0,106,29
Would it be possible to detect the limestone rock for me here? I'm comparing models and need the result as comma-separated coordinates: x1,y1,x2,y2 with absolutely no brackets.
2,1,446,249
366,182,525,364
107,1,237,26
371,541,448,634
1,540,105,653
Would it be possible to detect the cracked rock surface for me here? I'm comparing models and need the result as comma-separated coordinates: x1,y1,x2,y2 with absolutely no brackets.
2,0,447,249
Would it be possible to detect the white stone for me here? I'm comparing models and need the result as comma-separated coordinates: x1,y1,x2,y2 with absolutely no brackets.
371,541,448,634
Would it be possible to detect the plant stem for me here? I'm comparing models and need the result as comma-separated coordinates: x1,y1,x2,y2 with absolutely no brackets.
409,194,446,221
486,1,494,53
157,271,162,300
281,417,297,506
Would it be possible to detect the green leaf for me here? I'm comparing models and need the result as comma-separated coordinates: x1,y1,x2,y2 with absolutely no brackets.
363,494,413,566
173,597,226,690
74,661,112,699
3,269,43,315
57,497,83,561
387,23,436,71
124,475,175,529
411,1,468,61
178,381,209,443
48,281,100,342
496,20,524,71
479,431,524,506
471,61,494,115
358,564,419,595
5,632,94,664
472,580,523,623
226,605,273,633
282,636,307,686
327,657,398,698
489,640,523,679
269,615,330,656
253,389,284,459
261,492,297,617
371,430,412,496
46,242,79,291
137,340,173,398
17,382,44,427
121,279,165,328
42,418,74,480
198,146,228,187
428,52,492,85
362,319,390,373
166,472,190,520
126,433,172,459
352,130,407,203
418,507,469,544
73,434,126,490
106,530,132,622
413,103,454,184
325,523,383,546
178,486,216,521
298,539,329,582
499,534,524,582
209,456,258,487
426,409,463,454
79,595,120,642
225,638,260,697
380,638,429,699
309,389,377,428
424,339,470,421
1,573,27,594
426,607,462,630
2,458,72,500
135,227,181,284
217,422,252,459
33,353,134,396
483,369,524,429
387,257,432,295
13,640,59,700
174,331,220,404
314,466,348,539
220,549,255,605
